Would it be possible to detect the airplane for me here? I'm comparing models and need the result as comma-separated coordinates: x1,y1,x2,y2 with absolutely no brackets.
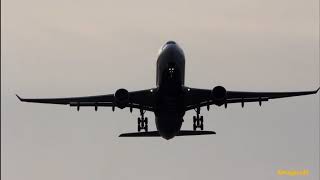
17,41,319,140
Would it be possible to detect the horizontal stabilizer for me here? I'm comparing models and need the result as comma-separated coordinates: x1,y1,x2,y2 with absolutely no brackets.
119,130,216,137
119,131,160,137
177,130,216,136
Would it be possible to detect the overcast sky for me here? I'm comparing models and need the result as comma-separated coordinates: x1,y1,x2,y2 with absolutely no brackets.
2,0,319,179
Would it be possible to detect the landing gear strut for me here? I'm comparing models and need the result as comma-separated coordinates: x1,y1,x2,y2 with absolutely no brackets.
138,109,148,132
193,107,204,131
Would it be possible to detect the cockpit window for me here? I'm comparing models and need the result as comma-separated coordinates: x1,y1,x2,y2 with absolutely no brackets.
166,41,176,45
160,41,177,51
158,41,184,56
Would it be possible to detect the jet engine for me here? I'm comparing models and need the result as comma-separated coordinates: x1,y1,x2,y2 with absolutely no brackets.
114,88,129,109
211,86,227,106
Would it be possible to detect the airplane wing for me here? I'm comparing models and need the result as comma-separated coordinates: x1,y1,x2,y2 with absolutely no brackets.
17,89,156,112
184,87,320,111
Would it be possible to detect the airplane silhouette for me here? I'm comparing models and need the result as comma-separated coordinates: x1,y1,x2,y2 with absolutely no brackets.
17,41,319,140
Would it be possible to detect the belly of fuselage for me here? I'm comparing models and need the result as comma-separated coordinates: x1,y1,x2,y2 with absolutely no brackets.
155,93,185,140
155,113,183,140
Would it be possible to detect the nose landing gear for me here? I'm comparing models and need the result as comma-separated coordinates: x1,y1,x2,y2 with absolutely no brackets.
138,109,148,132
193,107,204,131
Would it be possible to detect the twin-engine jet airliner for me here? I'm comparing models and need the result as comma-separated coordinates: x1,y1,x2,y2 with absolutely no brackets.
17,41,319,140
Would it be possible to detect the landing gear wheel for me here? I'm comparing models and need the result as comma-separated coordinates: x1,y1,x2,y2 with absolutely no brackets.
138,124,141,132
193,124,197,131
200,116,204,130
137,109,148,132
193,108,205,131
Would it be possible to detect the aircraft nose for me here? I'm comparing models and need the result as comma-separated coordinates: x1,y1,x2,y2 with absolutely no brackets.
158,40,185,57
165,41,176,45
160,41,178,52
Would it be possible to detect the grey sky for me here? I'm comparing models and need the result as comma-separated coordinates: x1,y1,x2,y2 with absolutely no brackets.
1,0,319,180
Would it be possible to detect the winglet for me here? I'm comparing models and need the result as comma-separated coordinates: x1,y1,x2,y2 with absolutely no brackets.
16,94,23,101
316,87,320,93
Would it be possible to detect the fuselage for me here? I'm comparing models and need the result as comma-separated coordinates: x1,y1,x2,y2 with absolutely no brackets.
154,41,186,140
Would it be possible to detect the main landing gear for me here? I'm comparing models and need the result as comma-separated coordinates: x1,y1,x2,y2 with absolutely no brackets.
193,107,204,131
138,109,148,132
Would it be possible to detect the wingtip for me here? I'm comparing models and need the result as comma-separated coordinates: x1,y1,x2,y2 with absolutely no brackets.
16,94,23,101
316,87,320,93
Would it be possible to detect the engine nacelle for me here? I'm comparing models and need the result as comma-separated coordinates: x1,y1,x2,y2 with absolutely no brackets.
211,86,227,106
114,88,129,109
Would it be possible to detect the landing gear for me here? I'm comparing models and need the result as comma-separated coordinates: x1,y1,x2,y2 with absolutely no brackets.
138,109,148,132
193,107,204,131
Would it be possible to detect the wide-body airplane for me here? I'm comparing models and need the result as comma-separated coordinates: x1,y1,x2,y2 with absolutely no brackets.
17,41,319,140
